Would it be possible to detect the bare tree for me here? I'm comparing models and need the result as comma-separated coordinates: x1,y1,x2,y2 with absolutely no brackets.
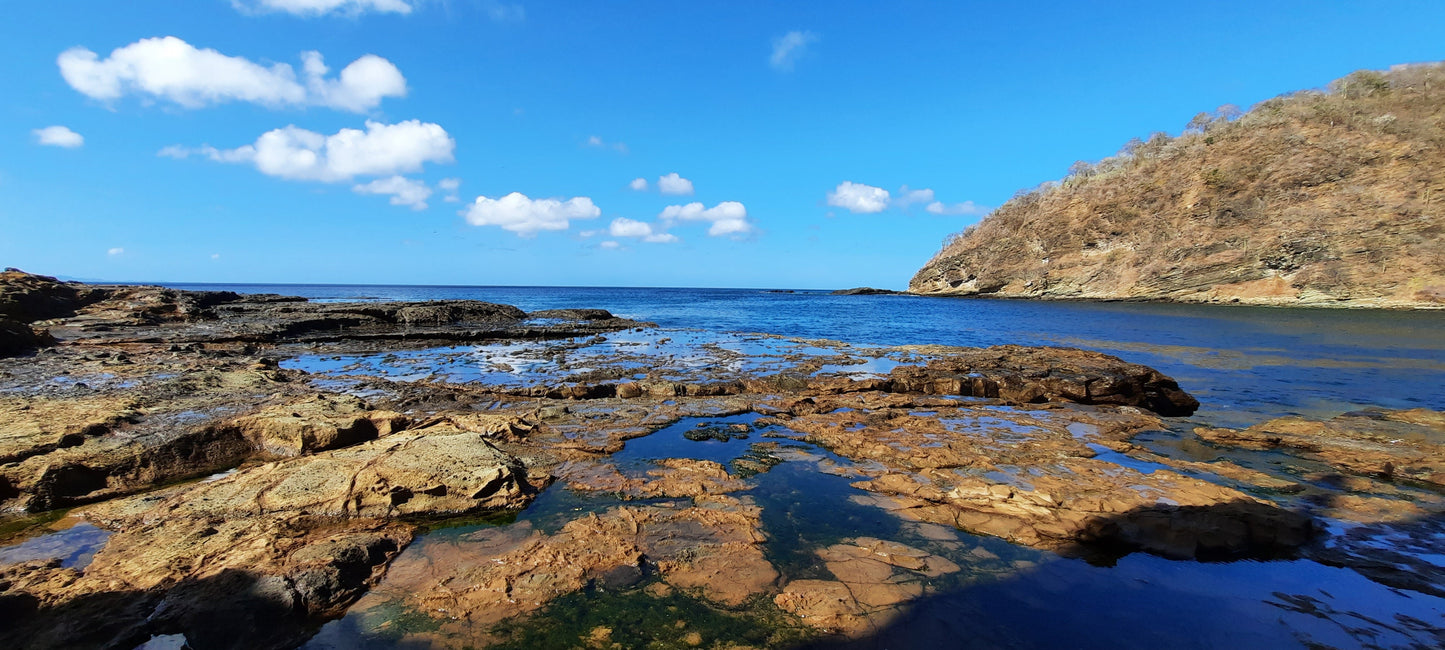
1185,111,1214,133
1215,104,1243,122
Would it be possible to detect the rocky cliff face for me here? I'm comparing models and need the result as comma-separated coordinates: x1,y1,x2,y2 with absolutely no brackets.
911,63,1445,308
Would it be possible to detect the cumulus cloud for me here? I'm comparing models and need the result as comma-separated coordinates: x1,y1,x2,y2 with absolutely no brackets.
893,185,934,208
164,120,454,183
656,172,694,196
825,181,989,217
659,201,753,238
827,181,890,213
58,37,406,112
608,217,679,243
438,177,461,202
33,125,84,148
926,200,990,216
629,177,648,191
463,192,601,237
770,30,818,71
232,0,412,16
353,175,431,210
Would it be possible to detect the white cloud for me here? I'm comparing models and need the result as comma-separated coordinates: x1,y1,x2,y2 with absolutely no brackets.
657,172,694,196
770,30,818,71
462,192,601,237
926,200,990,216
629,177,648,191
893,185,934,208
827,181,890,213
585,135,628,154
353,175,432,210
165,120,454,183
659,201,753,238
298,51,407,113
608,217,679,243
33,125,84,148
438,177,461,202
598,240,621,250
211,253,221,259
608,217,652,238
107,247,124,256
58,37,406,112
232,0,413,16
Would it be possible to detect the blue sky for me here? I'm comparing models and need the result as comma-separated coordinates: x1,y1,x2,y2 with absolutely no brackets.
2,1,1443,289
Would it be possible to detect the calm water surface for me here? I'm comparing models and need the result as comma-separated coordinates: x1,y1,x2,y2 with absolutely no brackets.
156,284,1445,648
171,283,1445,427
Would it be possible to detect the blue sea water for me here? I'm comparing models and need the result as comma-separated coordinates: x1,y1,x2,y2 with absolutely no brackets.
159,284,1445,648
168,283,1445,428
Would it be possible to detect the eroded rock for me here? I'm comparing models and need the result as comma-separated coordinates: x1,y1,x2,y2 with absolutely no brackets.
773,537,958,636
1196,408,1445,487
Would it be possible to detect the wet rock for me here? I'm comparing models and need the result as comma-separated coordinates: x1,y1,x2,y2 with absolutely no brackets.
782,398,1312,559
773,538,958,636
562,458,747,499
889,345,1200,416
1196,408,1445,487
0,515,410,650
390,496,776,640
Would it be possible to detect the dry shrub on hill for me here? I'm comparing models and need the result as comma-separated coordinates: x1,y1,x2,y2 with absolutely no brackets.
912,63,1445,307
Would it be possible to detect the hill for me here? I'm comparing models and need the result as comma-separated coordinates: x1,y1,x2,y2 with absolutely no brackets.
910,63,1445,308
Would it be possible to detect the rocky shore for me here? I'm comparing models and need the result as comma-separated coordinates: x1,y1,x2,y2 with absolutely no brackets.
1,270,1442,648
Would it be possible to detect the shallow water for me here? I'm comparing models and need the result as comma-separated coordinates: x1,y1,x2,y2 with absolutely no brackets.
0,516,110,569
160,284,1445,647
179,283,1445,429
304,412,1445,649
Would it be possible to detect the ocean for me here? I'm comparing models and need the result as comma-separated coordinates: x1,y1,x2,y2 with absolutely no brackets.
166,283,1445,429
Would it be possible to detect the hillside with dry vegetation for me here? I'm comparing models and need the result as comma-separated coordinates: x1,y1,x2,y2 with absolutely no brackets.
911,63,1445,308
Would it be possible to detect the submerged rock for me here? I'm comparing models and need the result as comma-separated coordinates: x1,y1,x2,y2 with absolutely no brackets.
1196,408,1445,487
780,395,1312,559
369,495,777,646
774,537,959,636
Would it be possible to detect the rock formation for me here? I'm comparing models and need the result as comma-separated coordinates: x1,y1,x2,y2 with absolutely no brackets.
911,64,1445,308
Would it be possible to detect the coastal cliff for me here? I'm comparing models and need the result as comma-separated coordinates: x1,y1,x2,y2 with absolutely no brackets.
911,63,1445,308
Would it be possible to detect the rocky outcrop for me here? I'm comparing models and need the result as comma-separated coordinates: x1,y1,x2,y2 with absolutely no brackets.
0,270,642,348
911,64,1445,309
0,317,53,357
773,538,959,636
774,394,1312,559
1196,408,1445,487
362,495,776,646
830,287,902,296
0,516,411,650
887,345,1199,416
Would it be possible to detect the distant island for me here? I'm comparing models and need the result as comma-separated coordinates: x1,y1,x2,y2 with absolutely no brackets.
829,287,902,295
912,63,1445,309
